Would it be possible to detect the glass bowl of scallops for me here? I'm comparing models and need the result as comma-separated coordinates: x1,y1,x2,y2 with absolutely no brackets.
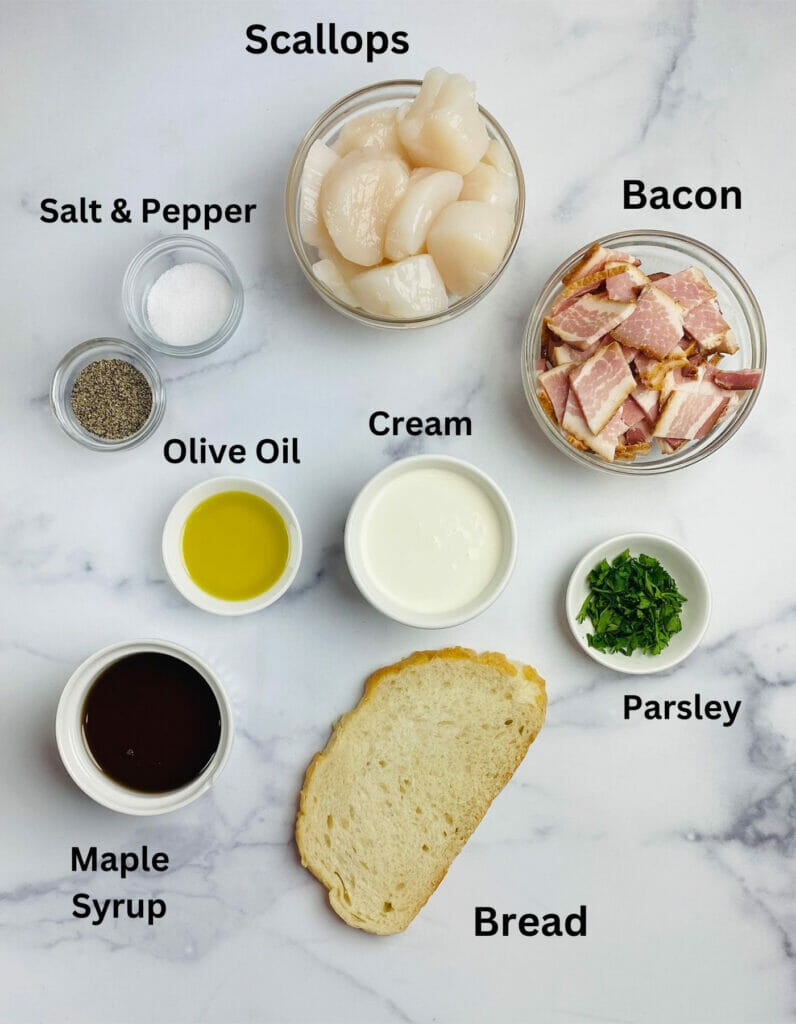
285,69,525,328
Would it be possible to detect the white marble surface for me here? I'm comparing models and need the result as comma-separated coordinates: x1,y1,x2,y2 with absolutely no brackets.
1,1,794,1021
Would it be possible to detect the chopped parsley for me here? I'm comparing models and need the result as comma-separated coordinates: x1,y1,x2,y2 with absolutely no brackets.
576,549,687,657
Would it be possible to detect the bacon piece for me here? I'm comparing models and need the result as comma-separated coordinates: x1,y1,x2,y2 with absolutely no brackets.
540,323,558,364
631,384,659,422
624,419,653,445
615,441,652,461
693,397,730,439
717,329,740,355
660,363,706,404
537,390,557,424
561,388,617,462
612,285,684,359
549,265,628,316
552,340,602,365
618,396,647,429
565,434,590,452
716,391,742,425
684,299,730,351
633,351,658,378
713,368,762,390
602,403,631,443
648,272,669,282
537,364,571,424
657,437,688,454
605,262,650,302
687,350,705,369
661,362,733,406
655,267,716,313
653,388,727,440
569,341,636,435
548,292,582,318
634,348,690,391
562,243,641,286
545,294,635,349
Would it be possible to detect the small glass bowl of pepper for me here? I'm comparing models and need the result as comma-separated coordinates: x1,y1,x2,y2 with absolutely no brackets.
51,337,166,451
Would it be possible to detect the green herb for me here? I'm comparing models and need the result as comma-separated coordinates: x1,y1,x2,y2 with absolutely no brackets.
576,549,687,657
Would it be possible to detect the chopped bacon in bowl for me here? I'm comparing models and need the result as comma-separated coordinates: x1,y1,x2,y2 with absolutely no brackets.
526,235,765,469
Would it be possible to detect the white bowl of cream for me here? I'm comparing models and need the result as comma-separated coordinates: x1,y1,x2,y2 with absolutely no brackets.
345,454,517,628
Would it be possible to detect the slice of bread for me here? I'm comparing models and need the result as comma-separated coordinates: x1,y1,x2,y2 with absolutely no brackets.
296,647,546,935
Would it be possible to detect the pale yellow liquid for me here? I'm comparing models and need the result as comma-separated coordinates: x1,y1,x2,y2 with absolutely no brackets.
182,491,289,601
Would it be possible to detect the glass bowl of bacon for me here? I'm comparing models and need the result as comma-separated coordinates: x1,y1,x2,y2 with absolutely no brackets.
521,230,766,474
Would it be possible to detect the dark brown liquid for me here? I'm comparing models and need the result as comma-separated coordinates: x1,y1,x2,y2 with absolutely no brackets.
82,652,222,793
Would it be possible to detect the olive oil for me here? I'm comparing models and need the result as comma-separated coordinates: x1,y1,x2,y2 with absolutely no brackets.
181,490,290,601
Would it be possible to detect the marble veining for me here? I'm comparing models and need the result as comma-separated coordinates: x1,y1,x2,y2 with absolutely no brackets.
1,1,794,1022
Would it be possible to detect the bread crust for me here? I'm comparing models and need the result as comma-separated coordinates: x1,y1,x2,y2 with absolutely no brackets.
296,647,546,935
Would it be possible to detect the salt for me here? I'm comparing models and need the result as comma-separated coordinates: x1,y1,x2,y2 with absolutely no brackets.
146,262,233,347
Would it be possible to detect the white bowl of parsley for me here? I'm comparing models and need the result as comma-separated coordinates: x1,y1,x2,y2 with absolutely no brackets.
565,533,711,674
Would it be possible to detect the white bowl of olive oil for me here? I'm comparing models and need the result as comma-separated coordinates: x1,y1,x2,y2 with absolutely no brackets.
162,476,302,615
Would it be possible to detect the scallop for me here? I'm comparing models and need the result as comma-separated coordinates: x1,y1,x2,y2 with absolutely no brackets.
384,169,463,261
299,141,339,249
426,201,514,297
396,67,489,176
317,242,366,284
460,162,517,210
312,259,357,307
320,151,410,266
333,107,406,158
350,254,448,318
482,137,515,177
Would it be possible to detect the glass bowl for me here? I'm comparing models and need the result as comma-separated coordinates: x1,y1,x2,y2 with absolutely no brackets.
51,337,165,451
122,234,244,357
521,230,766,475
285,79,525,330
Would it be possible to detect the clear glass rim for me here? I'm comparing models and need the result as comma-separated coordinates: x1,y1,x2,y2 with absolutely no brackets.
50,337,166,452
121,234,245,357
521,229,767,476
285,78,526,330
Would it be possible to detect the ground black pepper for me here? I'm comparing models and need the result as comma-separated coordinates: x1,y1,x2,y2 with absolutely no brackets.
70,358,153,440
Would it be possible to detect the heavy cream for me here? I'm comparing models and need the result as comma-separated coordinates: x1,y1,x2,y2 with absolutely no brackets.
361,466,504,615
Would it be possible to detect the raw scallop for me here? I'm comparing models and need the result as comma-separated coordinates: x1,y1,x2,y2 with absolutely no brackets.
350,255,448,318
482,137,514,177
333,107,407,158
312,259,357,307
460,162,516,209
396,68,489,176
317,242,366,285
426,201,514,297
320,151,410,266
461,138,517,209
384,169,463,261
299,140,339,248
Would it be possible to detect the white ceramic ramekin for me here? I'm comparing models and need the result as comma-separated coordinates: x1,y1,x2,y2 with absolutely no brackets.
344,454,517,628
565,533,711,674
162,476,302,616
55,639,234,815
